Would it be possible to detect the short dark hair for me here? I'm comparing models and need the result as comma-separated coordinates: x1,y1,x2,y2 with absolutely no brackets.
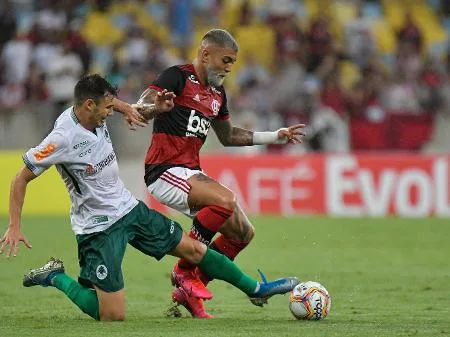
202,29,238,52
74,74,118,106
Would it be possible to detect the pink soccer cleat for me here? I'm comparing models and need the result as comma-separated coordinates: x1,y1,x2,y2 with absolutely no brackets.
195,267,212,287
171,263,213,299
172,287,214,319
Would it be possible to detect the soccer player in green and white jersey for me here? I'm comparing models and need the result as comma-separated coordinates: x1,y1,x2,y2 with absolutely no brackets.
0,74,298,321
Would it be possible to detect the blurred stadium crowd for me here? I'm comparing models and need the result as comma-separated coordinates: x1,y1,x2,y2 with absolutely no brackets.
1,0,450,153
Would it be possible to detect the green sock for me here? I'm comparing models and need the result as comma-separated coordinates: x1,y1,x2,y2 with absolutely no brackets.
52,273,100,320
198,248,258,295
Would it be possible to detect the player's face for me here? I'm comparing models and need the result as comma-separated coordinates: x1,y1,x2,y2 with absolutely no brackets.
205,46,237,87
90,95,114,127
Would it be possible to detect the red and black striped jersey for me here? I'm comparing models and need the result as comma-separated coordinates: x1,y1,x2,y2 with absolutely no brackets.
144,64,230,185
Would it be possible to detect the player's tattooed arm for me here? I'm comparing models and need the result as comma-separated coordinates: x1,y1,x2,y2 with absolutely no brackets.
138,88,158,105
134,88,176,120
112,98,148,130
212,119,253,146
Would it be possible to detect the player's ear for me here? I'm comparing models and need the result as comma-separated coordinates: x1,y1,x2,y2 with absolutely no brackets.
85,98,96,111
200,47,210,64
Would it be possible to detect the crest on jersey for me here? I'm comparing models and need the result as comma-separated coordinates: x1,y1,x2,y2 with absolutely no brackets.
211,99,220,115
193,94,201,102
188,74,199,84
96,265,108,280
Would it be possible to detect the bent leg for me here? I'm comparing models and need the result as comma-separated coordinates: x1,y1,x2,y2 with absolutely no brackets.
173,238,299,305
170,232,207,263
52,273,100,320
169,234,257,295
54,274,125,321
171,174,235,299
211,203,255,260
94,286,126,321
184,173,235,250
189,176,254,261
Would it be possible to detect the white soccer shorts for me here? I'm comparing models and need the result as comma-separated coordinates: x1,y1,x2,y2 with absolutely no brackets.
147,167,203,217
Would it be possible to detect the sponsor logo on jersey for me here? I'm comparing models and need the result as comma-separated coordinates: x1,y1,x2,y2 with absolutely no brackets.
193,93,201,102
73,140,89,149
33,143,56,161
188,74,200,84
211,86,221,95
96,264,108,280
84,152,116,174
211,99,220,115
85,164,96,174
79,148,92,157
93,215,109,224
186,110,210,137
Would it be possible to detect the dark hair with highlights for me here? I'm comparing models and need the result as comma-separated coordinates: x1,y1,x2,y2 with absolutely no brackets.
202,29,239,52
74,74,118,107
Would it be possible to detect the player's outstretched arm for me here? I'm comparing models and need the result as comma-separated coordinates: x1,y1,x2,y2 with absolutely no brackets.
0,167,36,257
212,120,306,146
113,98,148,131
131,88,176,121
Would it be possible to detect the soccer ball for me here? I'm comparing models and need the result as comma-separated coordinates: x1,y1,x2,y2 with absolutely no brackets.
289,281,331,320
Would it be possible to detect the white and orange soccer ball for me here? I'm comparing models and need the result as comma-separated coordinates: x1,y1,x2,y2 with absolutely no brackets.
289,281,331,320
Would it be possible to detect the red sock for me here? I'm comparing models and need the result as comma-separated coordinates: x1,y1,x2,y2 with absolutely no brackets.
210,235,249,260
177,205,233,269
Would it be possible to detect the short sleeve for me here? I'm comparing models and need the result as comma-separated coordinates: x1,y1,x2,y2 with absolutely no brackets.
23,130,68,176
216,87,230,120
150,66,186,96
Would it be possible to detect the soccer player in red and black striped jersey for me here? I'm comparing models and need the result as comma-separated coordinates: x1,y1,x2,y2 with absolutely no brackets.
119,29,305,318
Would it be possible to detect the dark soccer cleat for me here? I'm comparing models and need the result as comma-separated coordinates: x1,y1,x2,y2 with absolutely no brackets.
249,269,300,307
169,287,214,319
23,257,65,287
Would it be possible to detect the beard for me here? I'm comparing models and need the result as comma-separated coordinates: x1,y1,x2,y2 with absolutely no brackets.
206,66,225,87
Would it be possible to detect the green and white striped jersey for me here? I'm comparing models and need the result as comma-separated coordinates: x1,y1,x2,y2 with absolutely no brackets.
23,107,138,235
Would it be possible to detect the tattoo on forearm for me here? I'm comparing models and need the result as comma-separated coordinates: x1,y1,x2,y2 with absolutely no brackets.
230,127,253,146
139,88,158,104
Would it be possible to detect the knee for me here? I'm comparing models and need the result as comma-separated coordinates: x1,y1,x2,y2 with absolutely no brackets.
216,192,237,212
99,309,125,321
245,224,255,243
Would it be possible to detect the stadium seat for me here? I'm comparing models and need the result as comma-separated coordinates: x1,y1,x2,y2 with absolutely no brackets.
233,24,275,71
363,2,382,18
331,1,356,41
350,118,391,150
389,113,434,150
372,19,396,54
81,11,124,46
443,17,450,32
339,61,360,90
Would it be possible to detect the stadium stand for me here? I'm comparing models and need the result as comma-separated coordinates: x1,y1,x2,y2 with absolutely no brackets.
1,0,450,154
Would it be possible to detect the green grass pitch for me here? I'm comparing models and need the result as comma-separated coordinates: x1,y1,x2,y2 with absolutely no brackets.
0,215,449,337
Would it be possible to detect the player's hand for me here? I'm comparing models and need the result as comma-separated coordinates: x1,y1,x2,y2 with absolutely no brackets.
277,124,306,144
154,89,176,112
0,227,32,257
123,104,148,131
